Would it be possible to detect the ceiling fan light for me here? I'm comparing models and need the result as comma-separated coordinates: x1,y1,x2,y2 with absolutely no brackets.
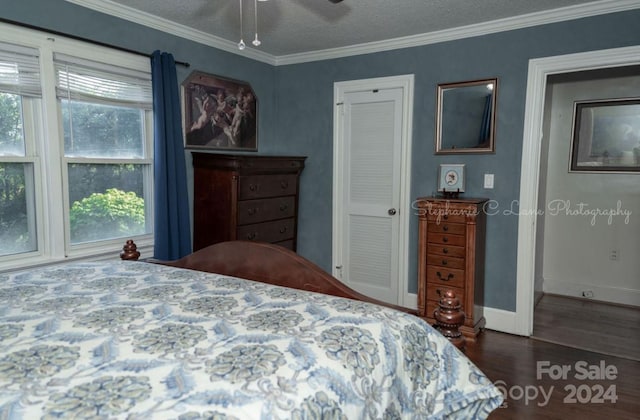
238,39,246,50
252,34,261,46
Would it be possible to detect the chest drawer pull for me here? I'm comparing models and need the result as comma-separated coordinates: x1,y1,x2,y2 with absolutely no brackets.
443,214,448,220
249,184,260,192
280,180,289,189
442,248,449,254
442,259,448,265
443,225,449,231
279,226,288,233
443,237,448,243
280,204,288,211
247,208,258,215
436,271,454,281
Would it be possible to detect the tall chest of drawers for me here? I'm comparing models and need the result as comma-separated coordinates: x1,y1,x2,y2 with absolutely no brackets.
416,197,488,341
192,153,306,251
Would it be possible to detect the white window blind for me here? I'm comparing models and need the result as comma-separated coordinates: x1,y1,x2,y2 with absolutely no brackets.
0,42,41,97
54,53,152,109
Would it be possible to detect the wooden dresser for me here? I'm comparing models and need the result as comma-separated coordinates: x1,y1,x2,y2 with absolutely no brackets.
192,153,306,251
415,197,488,341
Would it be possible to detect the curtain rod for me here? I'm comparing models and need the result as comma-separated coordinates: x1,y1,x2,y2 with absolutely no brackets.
0,17,190,68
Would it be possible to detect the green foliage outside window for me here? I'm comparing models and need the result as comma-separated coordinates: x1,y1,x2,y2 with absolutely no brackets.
69,188,145,243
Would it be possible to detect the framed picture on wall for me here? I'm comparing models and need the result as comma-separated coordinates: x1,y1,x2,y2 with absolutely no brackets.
182,71,258,151
570,98,640,172
438,164,465,192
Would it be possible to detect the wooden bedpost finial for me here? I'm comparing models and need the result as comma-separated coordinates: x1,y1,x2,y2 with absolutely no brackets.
434,289,466,351
120,240,141,261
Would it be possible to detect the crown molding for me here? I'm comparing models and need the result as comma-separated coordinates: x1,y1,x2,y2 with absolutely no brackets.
276,0,640,65
66,0,640,67
64,0,276,65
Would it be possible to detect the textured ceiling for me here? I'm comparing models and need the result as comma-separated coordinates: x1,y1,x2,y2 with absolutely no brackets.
91,0,615,56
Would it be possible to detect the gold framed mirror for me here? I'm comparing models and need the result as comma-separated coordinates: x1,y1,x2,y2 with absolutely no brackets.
435,78,497,154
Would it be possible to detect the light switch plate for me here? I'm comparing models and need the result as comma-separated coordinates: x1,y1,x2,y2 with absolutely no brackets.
484,174,494,189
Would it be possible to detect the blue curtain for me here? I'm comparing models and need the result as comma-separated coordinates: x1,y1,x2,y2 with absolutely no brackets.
151,51,191,260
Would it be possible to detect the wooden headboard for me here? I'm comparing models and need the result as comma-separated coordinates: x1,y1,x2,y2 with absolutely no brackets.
121,240,415,315
120,240,466,348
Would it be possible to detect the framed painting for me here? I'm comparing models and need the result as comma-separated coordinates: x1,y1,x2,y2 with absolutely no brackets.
182,71,257,151
438,164,465,192
570,98,640,172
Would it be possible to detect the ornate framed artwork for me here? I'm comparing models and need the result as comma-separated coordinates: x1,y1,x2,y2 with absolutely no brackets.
570,98,640,172
438,164,465,193
182,71,257,151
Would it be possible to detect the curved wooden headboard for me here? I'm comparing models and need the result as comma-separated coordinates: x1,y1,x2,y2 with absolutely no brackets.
122,240,414,315
171,241,416,314
120,240,466,348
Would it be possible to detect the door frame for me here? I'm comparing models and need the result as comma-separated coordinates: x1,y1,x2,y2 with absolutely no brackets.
332,74,414,307
515,45,640,336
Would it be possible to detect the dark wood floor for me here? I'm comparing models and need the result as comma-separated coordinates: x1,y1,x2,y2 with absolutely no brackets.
465,330,640,419
532,294,640,361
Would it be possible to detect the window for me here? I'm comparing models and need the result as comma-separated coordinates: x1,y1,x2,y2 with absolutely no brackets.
0,43,40,259
0,24,153,269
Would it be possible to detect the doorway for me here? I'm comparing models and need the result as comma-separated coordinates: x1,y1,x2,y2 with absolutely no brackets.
515,45,640,336
332,75,414,306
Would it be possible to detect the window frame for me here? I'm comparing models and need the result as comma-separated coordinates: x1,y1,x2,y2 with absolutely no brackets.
0,23,154,271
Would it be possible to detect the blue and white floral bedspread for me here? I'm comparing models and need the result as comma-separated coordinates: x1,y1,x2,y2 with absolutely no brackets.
0,260,502,419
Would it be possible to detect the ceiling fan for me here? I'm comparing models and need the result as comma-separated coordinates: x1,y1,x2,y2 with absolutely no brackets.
237,0,344,50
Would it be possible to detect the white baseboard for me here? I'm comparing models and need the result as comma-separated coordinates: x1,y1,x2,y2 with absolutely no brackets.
483,306,520,335
404,292,418,310
543,279,640,307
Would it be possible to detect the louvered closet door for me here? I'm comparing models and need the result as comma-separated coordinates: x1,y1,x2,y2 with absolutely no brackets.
340,88,402,304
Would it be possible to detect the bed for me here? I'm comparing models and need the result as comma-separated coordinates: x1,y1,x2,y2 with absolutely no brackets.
0,240,502,419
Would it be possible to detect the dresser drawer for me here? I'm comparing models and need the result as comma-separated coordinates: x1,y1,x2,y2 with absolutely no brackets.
426,265,464,288
426,211,467,224
237,218,295,243
427,243,466,258
426,283,465,304
238,174,298,199
427,233,466,247
237,196,295,225
427,254,465,270
426,300,438,320
274,239,294,250
427,222,466,235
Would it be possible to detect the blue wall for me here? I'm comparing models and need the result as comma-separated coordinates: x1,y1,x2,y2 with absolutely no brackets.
5,1,640,311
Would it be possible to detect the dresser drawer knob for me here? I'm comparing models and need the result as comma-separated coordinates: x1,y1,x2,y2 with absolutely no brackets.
442,248,449,254
280,180,289,189
247,232,257,240
442,237,448,243
443,214,449,220
442,259,448,265
443,225,449,231
247,208,258,215
436,271,454,281
279,226,288,233
279,204,288,211
249,184,259,192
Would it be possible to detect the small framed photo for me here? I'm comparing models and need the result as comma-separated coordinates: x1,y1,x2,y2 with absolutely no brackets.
438,164,465,192
570,98,640,172
182,71,258,151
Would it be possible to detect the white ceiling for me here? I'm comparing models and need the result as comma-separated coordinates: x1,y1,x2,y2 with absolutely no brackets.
67,0,637,63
